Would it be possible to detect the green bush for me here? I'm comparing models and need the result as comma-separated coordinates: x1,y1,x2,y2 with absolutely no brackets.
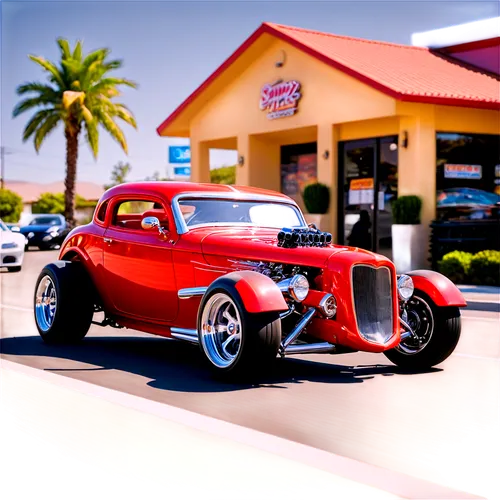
392,195,422,224
303,183,330,214
32,192,65,214
468,250,500,287
438,250,500,286
438,251,473,284
210,165,236,185
0,188,23,223
32,193,97,214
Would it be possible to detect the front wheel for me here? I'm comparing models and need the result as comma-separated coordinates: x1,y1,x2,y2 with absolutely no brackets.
384,290,461,370
34,261,95,343
197,280,281,378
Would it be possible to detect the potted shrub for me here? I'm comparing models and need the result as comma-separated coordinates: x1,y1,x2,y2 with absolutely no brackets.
391,195,425,273
303,182,330,231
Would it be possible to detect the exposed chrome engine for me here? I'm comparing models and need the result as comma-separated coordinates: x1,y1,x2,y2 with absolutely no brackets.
230,259,322,286
277,225,332,248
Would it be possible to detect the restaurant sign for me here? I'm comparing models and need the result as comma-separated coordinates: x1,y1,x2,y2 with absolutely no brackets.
259,80,301,120
444,164,482,179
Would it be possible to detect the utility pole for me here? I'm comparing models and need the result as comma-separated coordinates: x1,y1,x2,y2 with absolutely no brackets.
1,146,4,189
0,147,13,190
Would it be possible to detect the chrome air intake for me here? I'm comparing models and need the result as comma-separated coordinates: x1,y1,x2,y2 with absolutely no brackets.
277,227,332,248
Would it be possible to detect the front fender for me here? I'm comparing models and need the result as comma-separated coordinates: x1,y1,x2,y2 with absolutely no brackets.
213,271,288,314
407,270,467,307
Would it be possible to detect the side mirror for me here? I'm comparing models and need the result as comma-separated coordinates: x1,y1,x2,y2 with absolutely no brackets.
141,216,160,230
141,216,168,240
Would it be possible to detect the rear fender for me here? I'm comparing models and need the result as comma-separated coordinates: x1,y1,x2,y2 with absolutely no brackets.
407,270,467,307
211,271,288,314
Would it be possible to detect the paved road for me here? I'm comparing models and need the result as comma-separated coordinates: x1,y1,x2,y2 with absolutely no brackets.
1,250,499,499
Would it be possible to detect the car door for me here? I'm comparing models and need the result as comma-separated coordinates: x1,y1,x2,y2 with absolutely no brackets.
102,196,178,323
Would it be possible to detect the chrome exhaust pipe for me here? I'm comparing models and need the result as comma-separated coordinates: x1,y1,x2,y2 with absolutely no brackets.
279,307,316,356
284,342,336,355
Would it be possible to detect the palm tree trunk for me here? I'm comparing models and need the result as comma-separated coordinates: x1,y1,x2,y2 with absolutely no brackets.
64,127,79,227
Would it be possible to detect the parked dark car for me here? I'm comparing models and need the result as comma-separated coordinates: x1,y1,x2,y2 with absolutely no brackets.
19,214,70,250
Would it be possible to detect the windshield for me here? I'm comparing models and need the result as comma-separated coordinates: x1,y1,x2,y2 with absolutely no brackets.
0,220,8,231
29,216,62,226
178,198,305,229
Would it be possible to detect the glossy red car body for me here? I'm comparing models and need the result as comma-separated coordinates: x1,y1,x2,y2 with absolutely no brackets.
58,182,466,355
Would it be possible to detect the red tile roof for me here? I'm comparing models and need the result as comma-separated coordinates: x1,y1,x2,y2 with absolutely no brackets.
157,22,500,135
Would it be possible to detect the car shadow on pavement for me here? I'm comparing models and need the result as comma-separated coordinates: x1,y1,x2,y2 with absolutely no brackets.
0,335,440,394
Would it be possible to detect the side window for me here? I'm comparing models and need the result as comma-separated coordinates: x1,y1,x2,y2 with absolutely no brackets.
112,199,168,230
96,200,109,224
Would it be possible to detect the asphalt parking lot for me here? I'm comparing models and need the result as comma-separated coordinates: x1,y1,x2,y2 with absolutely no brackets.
1,249,499,499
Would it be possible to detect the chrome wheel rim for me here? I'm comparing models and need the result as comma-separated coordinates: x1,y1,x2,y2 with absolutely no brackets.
200,293,242,368
397,295,434,355
35,276,57,332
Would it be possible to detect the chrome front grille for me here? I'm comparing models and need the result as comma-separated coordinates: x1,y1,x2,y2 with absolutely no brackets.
351,265,394,344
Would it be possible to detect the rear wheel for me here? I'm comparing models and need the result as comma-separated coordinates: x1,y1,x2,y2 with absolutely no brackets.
34,261,94,344
384,290,461,370
197,280,281,378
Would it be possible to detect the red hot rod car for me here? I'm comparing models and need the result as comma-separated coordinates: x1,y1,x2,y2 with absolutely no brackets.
34,182,466,377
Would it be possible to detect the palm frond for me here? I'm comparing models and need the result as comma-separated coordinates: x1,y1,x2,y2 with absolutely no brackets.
80,104,94,124
57,38,72,60
22,110,59,141
16,82,59,97
34,114,61,152
84,120,99,158
28,55,65,88
82,48,109,70
112,104,137,128
73,40,83,61
13,97,56,117
89,77,137,94
95,110,127,153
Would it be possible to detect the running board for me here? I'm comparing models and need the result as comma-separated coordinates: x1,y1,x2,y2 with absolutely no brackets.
170,327,199,344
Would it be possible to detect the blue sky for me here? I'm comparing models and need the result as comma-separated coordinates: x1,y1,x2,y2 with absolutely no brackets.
1,0,499,186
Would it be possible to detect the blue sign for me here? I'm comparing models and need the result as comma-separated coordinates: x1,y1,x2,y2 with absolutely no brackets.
169,145,191,164
174,166,191,176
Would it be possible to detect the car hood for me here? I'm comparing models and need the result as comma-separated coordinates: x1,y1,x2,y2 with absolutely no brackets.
199,228,374,268
0,231,26,246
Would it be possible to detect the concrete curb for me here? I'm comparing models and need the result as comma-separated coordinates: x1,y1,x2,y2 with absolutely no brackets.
1,360,484,500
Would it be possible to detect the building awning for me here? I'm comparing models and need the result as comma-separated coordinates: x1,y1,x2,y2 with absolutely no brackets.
157,22,500,137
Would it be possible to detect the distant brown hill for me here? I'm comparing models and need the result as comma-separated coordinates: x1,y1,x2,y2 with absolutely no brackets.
5,180,104,203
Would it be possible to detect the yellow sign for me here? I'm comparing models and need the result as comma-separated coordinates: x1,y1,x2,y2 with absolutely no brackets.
350,178,374,190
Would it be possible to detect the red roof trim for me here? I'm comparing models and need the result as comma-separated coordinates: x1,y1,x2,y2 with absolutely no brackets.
439,36,500,54
157,23,500,135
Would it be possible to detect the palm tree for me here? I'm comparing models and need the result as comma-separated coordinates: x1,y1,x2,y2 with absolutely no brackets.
13,38,137,225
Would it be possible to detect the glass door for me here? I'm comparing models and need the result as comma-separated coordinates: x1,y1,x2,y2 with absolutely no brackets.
341,139,376,251
339,136,398,258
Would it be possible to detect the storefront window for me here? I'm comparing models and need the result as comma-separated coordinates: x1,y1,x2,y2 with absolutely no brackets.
280,142,317,209
436,133,500,221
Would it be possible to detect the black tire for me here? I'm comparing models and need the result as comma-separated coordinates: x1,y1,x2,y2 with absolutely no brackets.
33,261,95,344
384,290,461,370
197,277,282,378
7,266,22,273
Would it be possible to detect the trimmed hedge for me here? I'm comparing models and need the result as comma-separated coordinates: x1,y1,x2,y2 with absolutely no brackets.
392,195,422,224
438,250,500,286
303,183,330,214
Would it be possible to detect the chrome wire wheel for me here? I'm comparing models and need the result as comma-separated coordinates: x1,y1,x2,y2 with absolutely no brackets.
200,293,242,368
35,275,57,332
397,295,434,355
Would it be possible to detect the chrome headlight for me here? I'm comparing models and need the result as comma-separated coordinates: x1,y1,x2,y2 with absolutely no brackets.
289,274,309,302
319,293,337,318
397,274,414,301
2,242,18,249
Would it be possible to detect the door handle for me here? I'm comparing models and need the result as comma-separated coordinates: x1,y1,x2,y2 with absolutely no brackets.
103,237,113,244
